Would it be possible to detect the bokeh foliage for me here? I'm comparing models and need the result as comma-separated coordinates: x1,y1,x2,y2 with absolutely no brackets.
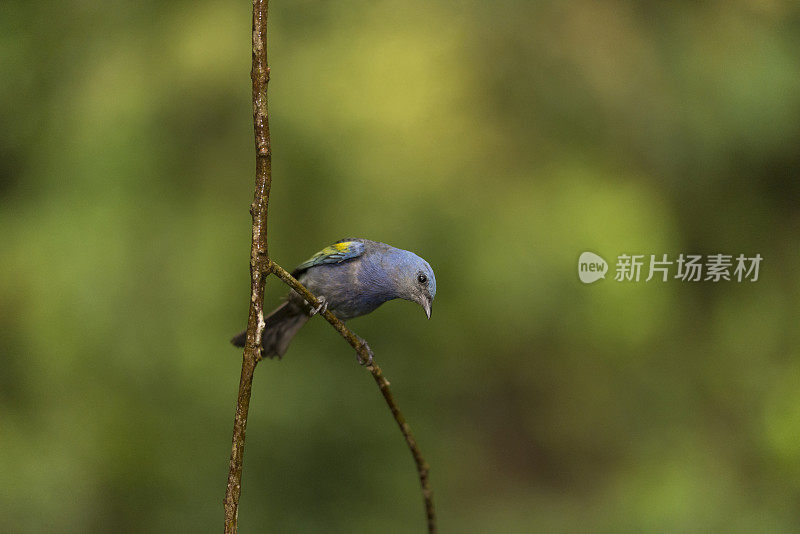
2,0,800,532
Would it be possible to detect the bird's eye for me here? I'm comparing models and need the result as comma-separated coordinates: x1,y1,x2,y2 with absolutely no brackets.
417,273,428,284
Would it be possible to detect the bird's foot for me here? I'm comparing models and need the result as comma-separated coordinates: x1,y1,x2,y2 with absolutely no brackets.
355,336,374,366
309,296,328,316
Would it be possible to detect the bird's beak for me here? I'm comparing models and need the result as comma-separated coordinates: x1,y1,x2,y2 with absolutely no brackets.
421,297,432,319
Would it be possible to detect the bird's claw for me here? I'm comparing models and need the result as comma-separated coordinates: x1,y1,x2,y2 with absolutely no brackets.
355,337,374,366
309,296,328,316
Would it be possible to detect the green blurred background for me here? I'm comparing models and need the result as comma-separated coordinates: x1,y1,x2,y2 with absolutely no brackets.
2,1,800,532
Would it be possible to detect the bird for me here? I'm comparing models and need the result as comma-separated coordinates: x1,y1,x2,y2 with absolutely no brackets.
231,238,436,362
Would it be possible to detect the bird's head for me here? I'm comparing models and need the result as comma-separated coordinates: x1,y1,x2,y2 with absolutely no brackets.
392,250,437,319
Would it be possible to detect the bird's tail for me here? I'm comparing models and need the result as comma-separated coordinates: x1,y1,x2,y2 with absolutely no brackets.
230,301,310,359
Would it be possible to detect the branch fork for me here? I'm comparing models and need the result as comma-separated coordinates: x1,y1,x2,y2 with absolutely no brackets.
223,1,436,532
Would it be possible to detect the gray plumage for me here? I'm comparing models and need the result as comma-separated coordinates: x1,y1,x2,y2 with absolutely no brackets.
231,238,437,359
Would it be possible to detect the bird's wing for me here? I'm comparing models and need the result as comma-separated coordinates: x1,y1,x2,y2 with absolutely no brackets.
292,239,366,275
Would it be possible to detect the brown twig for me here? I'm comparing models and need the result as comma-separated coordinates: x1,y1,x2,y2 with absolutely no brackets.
271,263,437,533
223,1,436,532
222,0,272,532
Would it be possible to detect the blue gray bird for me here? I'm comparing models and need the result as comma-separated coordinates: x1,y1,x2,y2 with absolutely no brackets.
231,238,437,360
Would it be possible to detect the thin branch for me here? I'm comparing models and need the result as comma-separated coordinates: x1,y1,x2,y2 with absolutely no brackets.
223,0,271,532
271,263,437,533
223,1,436,532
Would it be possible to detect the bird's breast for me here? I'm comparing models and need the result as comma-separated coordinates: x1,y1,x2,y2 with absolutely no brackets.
298,260,392,320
